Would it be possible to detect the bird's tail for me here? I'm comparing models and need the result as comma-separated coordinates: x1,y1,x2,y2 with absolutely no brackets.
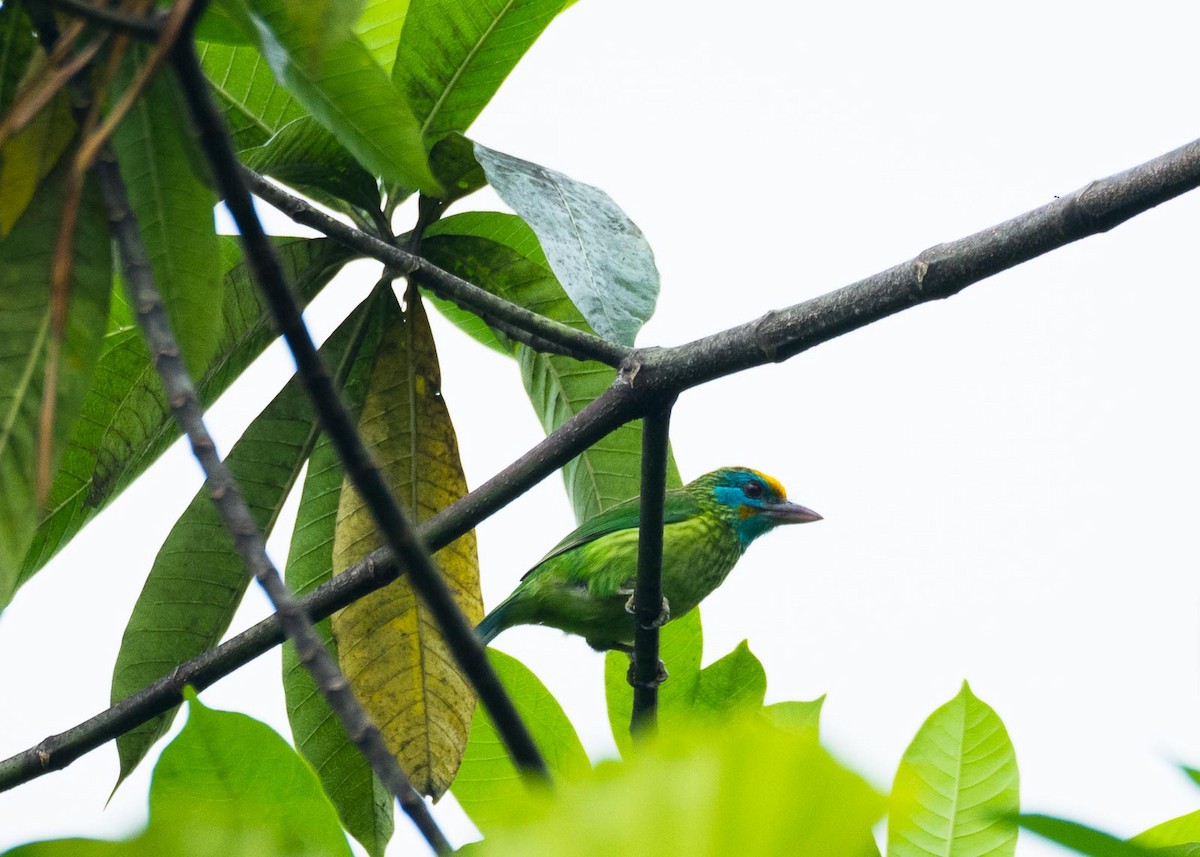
475,599,512,645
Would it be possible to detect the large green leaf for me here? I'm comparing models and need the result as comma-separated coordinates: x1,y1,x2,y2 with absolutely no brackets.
888,682,1019,857
226,0,439,194
355,0,410,71
461,715,883,857
149,695,352,857
112,47,222,377
198,40,306,151
0,159,111,609
393,0,565,141
110,301,378,789
474,143,659,347
422,211,679,524
17,237,355,590
240,116,382,215
5,695,353,857
1133,807,1200,850
283,291,392,857
453,649,589,834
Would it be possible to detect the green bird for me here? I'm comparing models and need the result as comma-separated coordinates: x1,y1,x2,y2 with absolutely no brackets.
476,466,821,653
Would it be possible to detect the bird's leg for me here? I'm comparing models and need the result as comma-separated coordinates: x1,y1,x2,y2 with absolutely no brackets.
619,588,670,628
610,644,669,688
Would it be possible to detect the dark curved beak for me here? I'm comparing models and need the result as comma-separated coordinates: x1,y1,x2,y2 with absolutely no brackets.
762,500,822,524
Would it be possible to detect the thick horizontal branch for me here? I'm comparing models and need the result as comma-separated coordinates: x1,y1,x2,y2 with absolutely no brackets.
647,136,1200,391
4,133,1200,792
243,169,630,368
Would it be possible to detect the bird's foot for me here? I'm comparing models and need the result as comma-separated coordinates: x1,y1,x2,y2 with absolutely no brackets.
624,593,671,628
625,655,669,688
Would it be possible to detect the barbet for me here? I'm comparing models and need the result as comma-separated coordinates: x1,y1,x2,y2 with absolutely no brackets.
476,466,821,652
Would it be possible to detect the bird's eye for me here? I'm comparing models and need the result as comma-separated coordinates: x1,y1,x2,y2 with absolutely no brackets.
744,480,764,499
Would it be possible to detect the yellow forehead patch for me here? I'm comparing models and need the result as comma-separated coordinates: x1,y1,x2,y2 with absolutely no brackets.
751,469,787,499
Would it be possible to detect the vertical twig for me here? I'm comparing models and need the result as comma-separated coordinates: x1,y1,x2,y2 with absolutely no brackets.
167,36,549,780
630,403,674,736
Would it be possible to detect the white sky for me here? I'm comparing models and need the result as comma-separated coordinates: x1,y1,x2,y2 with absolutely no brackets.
4,1,1200,854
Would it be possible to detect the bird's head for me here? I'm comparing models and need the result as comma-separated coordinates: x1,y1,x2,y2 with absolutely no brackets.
699,466,822,548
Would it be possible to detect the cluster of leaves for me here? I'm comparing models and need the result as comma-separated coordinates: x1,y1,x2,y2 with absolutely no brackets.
4,0,1200,855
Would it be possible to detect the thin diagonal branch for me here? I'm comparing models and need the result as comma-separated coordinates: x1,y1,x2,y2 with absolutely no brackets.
169,39,550,781
630,404,673,736
50,0,163,39
5,128,1200,794
242,168,630,368
25,7,452,852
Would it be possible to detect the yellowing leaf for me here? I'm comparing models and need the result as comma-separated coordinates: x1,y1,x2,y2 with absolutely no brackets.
0,54,74,236
331,290,481,799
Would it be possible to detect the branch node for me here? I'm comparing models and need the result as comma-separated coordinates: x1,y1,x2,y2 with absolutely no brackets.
752,310,781,361
618,353,643,387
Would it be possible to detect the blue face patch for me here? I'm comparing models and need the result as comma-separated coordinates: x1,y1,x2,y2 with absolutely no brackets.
711,469,790,547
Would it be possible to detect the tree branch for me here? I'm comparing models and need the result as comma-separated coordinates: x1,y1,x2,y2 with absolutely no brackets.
50,0,163,39
630,404,673,736
5,130,1200,793
242,168,630,368
170,40,549,781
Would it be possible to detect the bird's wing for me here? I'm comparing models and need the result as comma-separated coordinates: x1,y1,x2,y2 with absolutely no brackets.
521,490,703,579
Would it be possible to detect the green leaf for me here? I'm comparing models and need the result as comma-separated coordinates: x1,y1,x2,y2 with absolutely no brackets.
888,681,1019,857
474,143,659,346
454,649,589,834
198,40,306,151
604,608,703,757
463,715,883,857
228,0,440,194
1134,808,1200,851
0,158,111,609
283,291,392,857
394,0,565,142
110,301,378,789
1021,815,1172,857
693,639,767,716
18,237,354,591
112,47,222,377
764,696,826,735
427,132,487,205
279,0,366,66
421,211,679,524
240,115,382,214
355,0,411,71
148,694,352,857
0,54,75,236
4,699,353,857
0,1,35,117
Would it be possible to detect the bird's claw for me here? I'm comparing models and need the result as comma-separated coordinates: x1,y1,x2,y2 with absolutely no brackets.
624,593,670,629
626,656,669,688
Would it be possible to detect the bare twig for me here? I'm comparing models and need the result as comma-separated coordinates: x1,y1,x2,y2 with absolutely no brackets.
630,404,673,736
169,38,550,782
243,169,630,368
50,0,163,39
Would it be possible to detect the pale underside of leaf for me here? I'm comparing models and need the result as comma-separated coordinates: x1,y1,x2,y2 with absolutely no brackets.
888,682,1019,857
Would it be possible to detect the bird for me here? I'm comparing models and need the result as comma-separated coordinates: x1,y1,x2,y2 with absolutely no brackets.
476,466,821,655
